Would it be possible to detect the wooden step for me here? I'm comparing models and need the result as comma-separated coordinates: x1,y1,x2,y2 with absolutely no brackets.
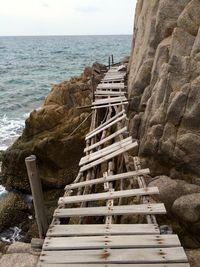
97,83,125,90
54,204,166,218
84,127,127,153
43,234,181,251
80,137,132,166
65,169,150,191
38,247,188,264
59,187,159,205
92,101,129,109
92,96,127,106
47,224,160,237
38,263,190,267
80,141,137,172
86,110,125,139
95,90,126,96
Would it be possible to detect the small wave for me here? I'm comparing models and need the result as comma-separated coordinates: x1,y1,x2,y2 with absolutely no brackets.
0,115,24,150
51,50,65,54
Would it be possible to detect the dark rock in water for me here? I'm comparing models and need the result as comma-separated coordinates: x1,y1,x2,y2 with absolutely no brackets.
0,63,105,192
0,192,28,233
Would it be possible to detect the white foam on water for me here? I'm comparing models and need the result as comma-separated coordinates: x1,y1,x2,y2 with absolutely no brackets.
0,114,25,150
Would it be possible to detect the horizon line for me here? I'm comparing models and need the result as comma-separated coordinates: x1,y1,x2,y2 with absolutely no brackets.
0,33,132,37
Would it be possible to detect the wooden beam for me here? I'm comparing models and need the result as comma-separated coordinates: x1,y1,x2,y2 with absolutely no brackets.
80,141,138,172
47,224,160,237
92,96,127,106
38,264,190,267
97,83,125,90
65,169,150,191
54,203,167,218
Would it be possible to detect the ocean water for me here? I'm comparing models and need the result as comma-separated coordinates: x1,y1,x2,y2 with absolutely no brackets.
0,35,132,150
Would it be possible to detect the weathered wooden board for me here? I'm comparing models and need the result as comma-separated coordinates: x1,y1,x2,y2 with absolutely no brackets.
80,137,132,166
65,168,150,190
38,247,188,264
80,142,138,172
97,83,125,90
92,101,129,109
47,224,160,237
38,264,190,267
95,90,126,96
84,127,127,153
54,204,166,218
86,110,125,138
43,235,180,251
59,187,159,205
92,96,127,106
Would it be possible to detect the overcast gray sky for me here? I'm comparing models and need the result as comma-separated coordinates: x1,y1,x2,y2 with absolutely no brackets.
0,0,137,36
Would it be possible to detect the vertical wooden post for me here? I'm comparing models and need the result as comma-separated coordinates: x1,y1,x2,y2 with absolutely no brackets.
108,56,111,69
111,54,114,65
25,155,48,239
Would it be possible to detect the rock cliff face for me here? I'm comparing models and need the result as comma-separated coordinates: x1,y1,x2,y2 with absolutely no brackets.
1,63,104,192
128,0,200,181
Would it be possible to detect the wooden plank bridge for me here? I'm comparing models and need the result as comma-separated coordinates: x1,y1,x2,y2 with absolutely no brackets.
36,65,190,266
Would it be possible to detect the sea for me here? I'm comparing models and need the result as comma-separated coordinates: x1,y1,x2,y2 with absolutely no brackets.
0,35,132,151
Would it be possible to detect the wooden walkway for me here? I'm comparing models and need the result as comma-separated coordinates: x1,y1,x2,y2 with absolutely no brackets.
37,66,190,266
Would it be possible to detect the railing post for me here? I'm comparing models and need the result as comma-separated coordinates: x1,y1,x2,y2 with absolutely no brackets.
25,155,48,239
108,56,111,69
111,54,114,65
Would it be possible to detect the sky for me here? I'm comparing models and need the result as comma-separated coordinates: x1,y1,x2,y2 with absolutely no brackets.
0,0,137,36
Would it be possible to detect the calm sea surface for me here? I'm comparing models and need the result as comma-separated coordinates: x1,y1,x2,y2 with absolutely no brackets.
0,35,131,150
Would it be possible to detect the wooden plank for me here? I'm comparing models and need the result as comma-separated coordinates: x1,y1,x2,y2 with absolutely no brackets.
54,203,166,218
38,247,188,264
92,101,128,109
80,141,138,172
43,235,181,251
85,114,127,140
65,168,150,190
97,83,125,90
80,137,132,166
92,96,127,106
38,263,190,267
47,224,160,237
86,110,125,137
58,187,159,205
84,127,127,153
95,90,125,96
102,77,124,82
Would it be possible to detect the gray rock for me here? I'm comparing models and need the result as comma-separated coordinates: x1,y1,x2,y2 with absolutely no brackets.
172,193,200,222
7,242,32,254
0,253,38,267
186,249,200,267
149,176,200,210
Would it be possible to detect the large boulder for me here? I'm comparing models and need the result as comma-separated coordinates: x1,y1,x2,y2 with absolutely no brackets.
1,63,105,192
128,0,200,180
0,192,28,232
149,176,200,210
172,193,200,222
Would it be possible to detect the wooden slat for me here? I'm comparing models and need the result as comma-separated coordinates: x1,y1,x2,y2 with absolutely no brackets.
97,83,125,90
92,96,127,106
80,137,132,166
102,77,124,82
80,142,137,172
92,101,128,109
43,235,181,251
47,224,160,237
38,247,188,264
58,187,159,205
38,264,190,267
95,90,126,96
86,114,127,140
65,169,150,190
54,204,166,218
84,127,127,153
86,110,125,138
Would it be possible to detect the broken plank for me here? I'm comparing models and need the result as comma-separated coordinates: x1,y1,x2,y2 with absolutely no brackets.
58,187,159,205
54,203,166,218
92,96,127,105
85,114,127,140
80,137,132,166
39,247,187,264
84,127,127,153
47,224,160,237
65,169,150,190
92,101,128,109
80,141,137,172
